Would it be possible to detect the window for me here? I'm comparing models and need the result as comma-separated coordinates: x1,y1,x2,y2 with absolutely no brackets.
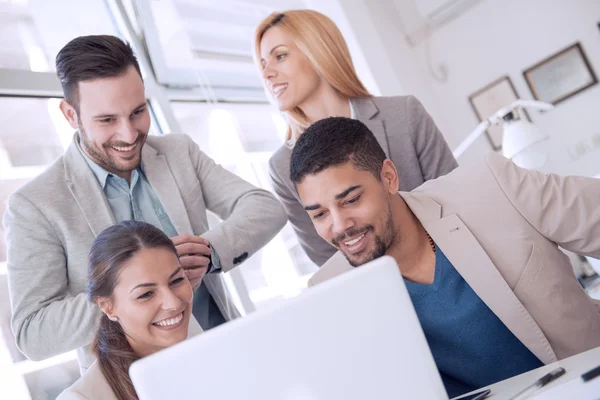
0,0,119,72
171,101,318,311
137,0,267,89
0,96,83,400
1,97,67,175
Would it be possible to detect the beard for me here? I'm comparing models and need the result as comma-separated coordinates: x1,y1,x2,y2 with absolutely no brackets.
78,123,146,175
345,233,389,268
334,202,398,267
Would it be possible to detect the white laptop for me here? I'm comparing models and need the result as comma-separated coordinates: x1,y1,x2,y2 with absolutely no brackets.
130,256,448,400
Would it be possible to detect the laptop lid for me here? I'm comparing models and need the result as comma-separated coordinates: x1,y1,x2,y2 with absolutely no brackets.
130,255,448,400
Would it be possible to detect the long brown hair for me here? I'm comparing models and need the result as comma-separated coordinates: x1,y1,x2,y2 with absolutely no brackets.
254,10,371,142
87,221,178,400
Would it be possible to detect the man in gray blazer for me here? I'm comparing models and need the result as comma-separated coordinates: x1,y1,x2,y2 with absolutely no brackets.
3,35,286,370
290,117,600,398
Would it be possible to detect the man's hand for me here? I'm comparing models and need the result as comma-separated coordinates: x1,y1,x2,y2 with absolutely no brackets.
171,234,211,290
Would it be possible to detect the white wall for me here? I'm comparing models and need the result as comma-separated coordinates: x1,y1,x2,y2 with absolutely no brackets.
308,0,452,138
357,0,450,126
408,0,600,176
28,0,118,63
324,0,600,176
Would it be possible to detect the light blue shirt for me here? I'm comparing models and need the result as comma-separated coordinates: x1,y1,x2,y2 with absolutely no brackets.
80,149,225,329
84,157,178,237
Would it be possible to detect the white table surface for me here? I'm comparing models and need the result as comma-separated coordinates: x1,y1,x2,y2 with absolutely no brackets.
453,346,600,400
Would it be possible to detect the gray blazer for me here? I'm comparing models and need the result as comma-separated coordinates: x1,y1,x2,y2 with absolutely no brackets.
269,96,458,266
3,133,286,370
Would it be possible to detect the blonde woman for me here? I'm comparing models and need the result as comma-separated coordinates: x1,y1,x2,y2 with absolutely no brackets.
254,10,458,266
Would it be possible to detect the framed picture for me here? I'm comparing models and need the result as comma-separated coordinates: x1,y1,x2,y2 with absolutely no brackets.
523,42,598,105
468,76,529,151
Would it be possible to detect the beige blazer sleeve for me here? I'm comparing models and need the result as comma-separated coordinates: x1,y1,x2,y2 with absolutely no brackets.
3,192,100,361
486,153,600,258
184,135,287,271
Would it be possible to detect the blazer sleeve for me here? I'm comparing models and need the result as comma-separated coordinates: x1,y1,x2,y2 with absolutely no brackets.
185,136,287,272
487,153,600,258
3,192,100,361
406,95,458,179
268,157,336,267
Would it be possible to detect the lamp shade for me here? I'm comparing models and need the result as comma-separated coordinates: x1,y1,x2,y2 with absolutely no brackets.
502,119,549,169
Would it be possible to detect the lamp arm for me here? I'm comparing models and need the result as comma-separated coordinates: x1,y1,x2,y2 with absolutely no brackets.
453,119,491,158
507,99,554,112
453,99,552,159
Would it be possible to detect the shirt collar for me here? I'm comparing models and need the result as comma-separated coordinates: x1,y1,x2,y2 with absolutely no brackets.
79,145,111,189
349,99,357,119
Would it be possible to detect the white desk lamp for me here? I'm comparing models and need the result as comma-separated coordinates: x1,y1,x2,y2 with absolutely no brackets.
454,100,554,169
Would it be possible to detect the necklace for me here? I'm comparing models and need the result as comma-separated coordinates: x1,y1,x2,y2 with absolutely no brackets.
426,232,436,254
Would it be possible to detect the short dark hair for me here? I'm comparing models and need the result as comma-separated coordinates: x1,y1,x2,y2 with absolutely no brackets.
290,117,387,184
55,35,142,111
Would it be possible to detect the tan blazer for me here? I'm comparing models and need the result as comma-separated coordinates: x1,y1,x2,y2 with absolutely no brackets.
310,153,600,364
3,133,286,371
269,96,458,266
57,320,203,400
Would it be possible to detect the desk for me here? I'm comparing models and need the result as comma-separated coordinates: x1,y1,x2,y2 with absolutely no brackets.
453,346,600,399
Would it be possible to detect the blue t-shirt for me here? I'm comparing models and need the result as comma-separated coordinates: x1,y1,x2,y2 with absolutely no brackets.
404,245,543,398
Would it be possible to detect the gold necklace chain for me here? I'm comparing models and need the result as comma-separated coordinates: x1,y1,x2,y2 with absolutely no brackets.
426,232,436,254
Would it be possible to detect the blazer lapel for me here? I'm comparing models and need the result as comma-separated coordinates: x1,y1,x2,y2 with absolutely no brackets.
352,97,390,158
141,143,194,236
400,192,557,364
64,136,115,237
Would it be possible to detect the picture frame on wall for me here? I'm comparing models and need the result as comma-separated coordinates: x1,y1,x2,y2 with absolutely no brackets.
523,42,598,105
468,76,529,151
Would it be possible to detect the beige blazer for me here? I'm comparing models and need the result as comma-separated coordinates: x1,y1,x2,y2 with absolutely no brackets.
3,133,286,371
57,320,202,400
310,153,600,364
56,363,116,400
269,96,458,266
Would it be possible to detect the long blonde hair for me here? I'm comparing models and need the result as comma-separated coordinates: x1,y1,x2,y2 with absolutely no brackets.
254,10,371,143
